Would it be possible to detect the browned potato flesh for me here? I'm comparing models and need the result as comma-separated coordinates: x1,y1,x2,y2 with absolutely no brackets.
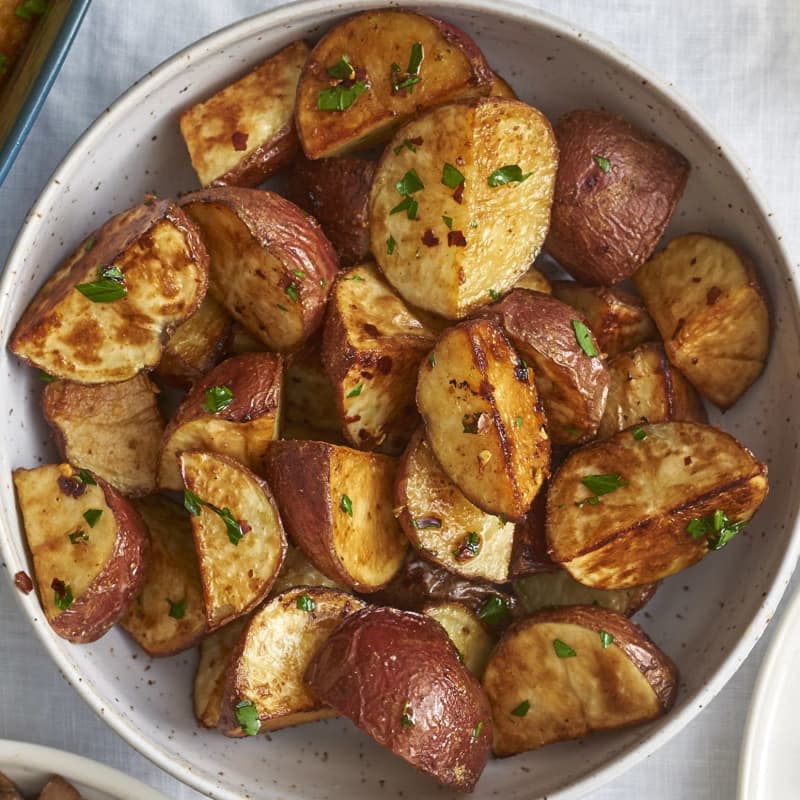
264,440,408,591
371,97,558,318
514,266,551,294
180,451,287,630
547,421,768,588
417,319,550,520
508,490,556,579
180,40,309,187
633,233,770,409
396,428,514,582
483,606,677,755
37,777,83,800
119,495,206,656
10,199,208,383
295,9,492,159
12,464,149,643
268,545,345,597
323,263,436,454
0,771,23,800
487,72,517,100
43,374,165,497
597,342,707,439
306,606,492,791
422,601,494,678
181,187,338,352
546,110,689,286
220,587,365,735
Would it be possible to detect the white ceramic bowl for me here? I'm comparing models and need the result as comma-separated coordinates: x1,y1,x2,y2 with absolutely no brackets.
1,2,798,798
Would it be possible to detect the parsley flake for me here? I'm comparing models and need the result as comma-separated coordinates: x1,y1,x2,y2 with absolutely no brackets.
390,42,424,93
52,578,73,611
686,509,747,550
75,276,127,303
442,215,453,229
599,630,614,648
347,383,363,398
183,489,203,516
396,169,424,196
340,494,353,517
285,283,300,303
167,597,187,619
487,165,531,187
296,593,316,612
68,530,89,545
326,53,355,81
632,427,648,441
510,699,530,717
441,163,465,189
82,508,102,528
470,720,484,743
387,235,396,255
514,416,523,428
488,288,500,301
478,595,510,626
84,237,96,252
593,154,611,173
39,370,56,383
317,81,368,112
393,138,418,155
77,469,96,485
553,639,576,658
571,319,598,357
400,701,415,728
235,700,261,736
390,195,419,220
202,385,234,414
454,531,482,562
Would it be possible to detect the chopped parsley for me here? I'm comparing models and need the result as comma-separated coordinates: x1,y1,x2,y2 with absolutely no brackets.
296,593,316,612
326,54,356,81
68,530,89,544
571,319,598,357
387,235,396,255
470,720,484,743
565,425,580,438
77,469,96,485
632,427,648,441
488,288,500,301
346,383,364,398
84,237,96,252
317,81,367,112
575,473,628,507
182,490,245,545
345,273,365,281
285,283,300,303
183,489,203,516
393,138,418,155
487,165,531,187
292,269,306,281
400,701,415,727
39,370,56,383
593,154,611,173
553,638,576,658
428,352,436,367
75,264,127,303
510,699,530,717
396,169,424,196
340,494,353,517
202,385,234,414
599,630,614,649
462,412,483,434
514,416,523,428
442,215,453,229
167,597,187,619
235,700,261,736
82,508,102,528
478,595,510,626
51,578,73,611
454,531,482,562
390,42,424,93
441,162,465,189
390,196,418,220
686,509,747,551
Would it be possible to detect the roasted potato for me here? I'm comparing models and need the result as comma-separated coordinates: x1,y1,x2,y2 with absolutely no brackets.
323,263,437,454
43,374,165,497
180,450,287,630
181,186,338,352
370,97,558,319
547,421,768,588
284,155,375,266
477,289,609,445
513,265,551,294
268,545,344,597
395,428,514,582
220,587,365,735
264,440,408,591
546,109,690,286
551,280,657,358
421,601,494,678
226,322,267,356
295,9,492,159
306,606,492,791
37,777,83,800
487,72,517,100
597,342,707,439
119,495,206,656
12,464,149,643
417,319,550,520
508,490,556,579
0,771,23,800
10,199,208,383
180,40,309,188
158,352,282,490
483,606,677,755
632,233,770,409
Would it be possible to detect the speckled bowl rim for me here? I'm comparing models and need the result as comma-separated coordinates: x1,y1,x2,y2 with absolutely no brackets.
1,1,798,798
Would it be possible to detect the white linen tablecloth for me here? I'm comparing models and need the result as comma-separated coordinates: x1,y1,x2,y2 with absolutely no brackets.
1,1,798,798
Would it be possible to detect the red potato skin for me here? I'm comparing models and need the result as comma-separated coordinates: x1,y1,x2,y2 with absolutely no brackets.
211,125,300,188
306,606,492,791
50,476,151,644
508,490,559,580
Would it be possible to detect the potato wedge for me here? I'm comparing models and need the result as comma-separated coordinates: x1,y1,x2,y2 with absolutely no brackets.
0,772,23,800
12,464,150,643
632,233,770,409
547,421,768,588
119,495,206,656
371,97,558,318
158,352,282,490
268,545,345,597
226,322,267,356
487,72,517,100
180,450,287,630
295,9,492,159
508,490,557,579
421,601,494,678
181,187,338,352
597,342,707,439
180,40,309,188
551,281,657,358
395,428,514,581
220,587,365,736
546,109,690,286
514,266,551,294
43,374,164,497
284,155,375,266
306,606,492,791
323,263,437,454
483,606,677,755
10,199,208,383
37,777,82,800
416,319,550,520
264,440,407,591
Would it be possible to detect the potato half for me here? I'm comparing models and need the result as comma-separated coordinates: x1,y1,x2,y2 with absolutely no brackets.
371,97,558,318
421,601,494,679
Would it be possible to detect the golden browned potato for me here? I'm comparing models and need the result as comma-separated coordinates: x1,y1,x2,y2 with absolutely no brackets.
508,491,556,579
513,265,551,294
220,587,365,736
284,154,375,266
119,495,206,656
295,9,492,159
181,186,338,352
370,97,558,319
268,545,345,597
416,319,550,520
12,464,150,643
226,322,267,356
632,233,770,409
546,110,690,286
37,776,83,800
10,199,208,383
487,71,517,100
158,352,282,490
547,421,768,588
395,428,514,582
180,40,309,188
597,342,707,439
483,606,677,755
322,263,437,454
43,374,165,497
421,601,494,678
0,770,23,800
306,606,492,791
477,289,609,445
264,440,408,592
551,280,658,358
180,451,287,630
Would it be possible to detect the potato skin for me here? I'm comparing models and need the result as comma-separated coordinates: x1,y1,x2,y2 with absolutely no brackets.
546,110,689,286
306,606,492,791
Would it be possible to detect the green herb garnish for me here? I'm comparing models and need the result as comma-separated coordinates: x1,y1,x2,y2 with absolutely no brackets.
296,593,316,612
454,531,482,562
390,196,419,220
393,138,418,155
82,508,102,528
317,81,368,112
345,273,365,281
478,595,510,626
514,416,523,428
400,701,415,728
16,0,48,20
632,427,647,441
428,352,436,367
593,154,611,173
390,42,424,93
52,579,73,611
84,237,96,252
442,215,453,229
553,639,576,658
510,700,530,717
347,383,363,398
565,425,580,438
183,489,203,516
599,630,614,649
75,277,126,303
396,169,424,196
571,319,598,357
487,165,531,187
68,530,88,544
686,509,747,550
167,597,187,619
202,385,233,414
470,720,484,743
488,288,500,301
217,507,244,545
441,163,465,189
581,474,628,495
340,494,353,517
387,235,396,255
39,370,56,383
77,469,96,485
285,283,299,304
292,269,306,281
235,700,261,736
326,53,355,81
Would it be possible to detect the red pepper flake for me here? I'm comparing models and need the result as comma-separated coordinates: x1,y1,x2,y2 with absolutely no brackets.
706,286,722,305
377,356,393,374
57,475,87,499
232,131,249,151
448,230,467,247
452,182,465,204
239,519,252,535
409,136,423,147
51,578,68,600
422,229,439,247
14,571,33,594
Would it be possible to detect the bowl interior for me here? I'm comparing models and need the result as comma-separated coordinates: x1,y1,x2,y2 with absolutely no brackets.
1,2,798,799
